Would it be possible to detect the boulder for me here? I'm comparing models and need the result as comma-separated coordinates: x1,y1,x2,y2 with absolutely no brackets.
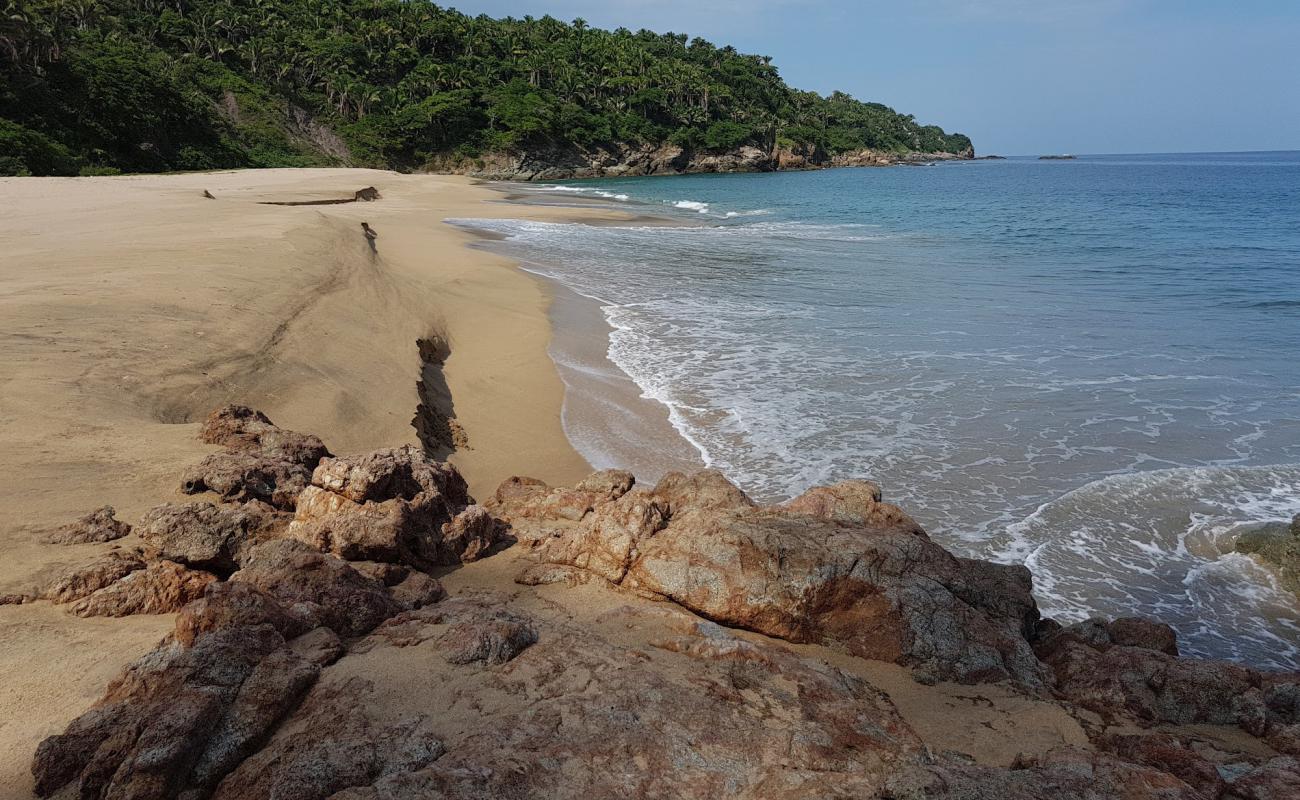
184,405,330,509
31,624,315,799
438,505,503,563
174,581,318,647
68,560,217,617
1236,514,1300,598
1034,621,1300,734
137,501,275,576
181,451,314,510
390,572,446,611
198,405,328,466
41,552,146,604
497,469,1048,686
286,446,496,568
230,540,402,637
47,505,132,544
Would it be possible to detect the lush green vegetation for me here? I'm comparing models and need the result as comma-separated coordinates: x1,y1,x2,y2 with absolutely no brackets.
1,0,972,176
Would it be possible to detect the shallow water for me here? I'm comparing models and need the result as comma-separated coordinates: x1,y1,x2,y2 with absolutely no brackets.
454,152,1300,668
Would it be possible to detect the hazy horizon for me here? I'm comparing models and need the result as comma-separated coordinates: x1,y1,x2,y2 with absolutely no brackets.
452,1,1300,157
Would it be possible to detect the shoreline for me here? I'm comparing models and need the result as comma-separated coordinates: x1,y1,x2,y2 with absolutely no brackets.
0,168,638,795
452,190,708,486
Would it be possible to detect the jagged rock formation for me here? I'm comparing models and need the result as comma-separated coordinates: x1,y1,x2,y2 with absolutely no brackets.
495,469,1047,686
46,506,132,544
287,446,503,569
28,407,1300,799
181,405,331,510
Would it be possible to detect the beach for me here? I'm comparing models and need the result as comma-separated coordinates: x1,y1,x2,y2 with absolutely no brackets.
0,168,634,794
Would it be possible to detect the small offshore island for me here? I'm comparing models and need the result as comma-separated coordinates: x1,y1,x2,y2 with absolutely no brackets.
4,3,1300,800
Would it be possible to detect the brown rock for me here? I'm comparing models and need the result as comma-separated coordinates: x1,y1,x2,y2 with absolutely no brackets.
438,505,503,563
349,561,411,586
390,572,445,611
1228,757,1300,799
1100,732,1227,795
1266,723,1300,756
186,405,330,509
230,540,402,637
181,451,313,510
41,552,146,604
287,447,492,568
199,405,329,465
1035,626,1278,734
174,581,317,647
137,501,273,575
918,746,1206,799
782,479,925,533
572,469,635,501
213,593,928,799
188,405,330,507
437,610,537,665
69,560,217,617
211,677,445,800
1108,616,1180,656
499,469,1047,685
47,505,132,544
32,624,313,799
310,445,467,506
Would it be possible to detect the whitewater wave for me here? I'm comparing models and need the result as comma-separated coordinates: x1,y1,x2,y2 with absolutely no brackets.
533,185,630,201
1002,464,1300,668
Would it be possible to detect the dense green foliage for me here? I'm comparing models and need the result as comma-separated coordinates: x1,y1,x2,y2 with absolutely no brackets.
1,0,972,175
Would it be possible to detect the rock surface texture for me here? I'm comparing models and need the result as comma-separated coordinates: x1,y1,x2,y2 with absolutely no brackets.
29,409,1300,799
497,470,1047,686
47,505,132,544
181,404,331,509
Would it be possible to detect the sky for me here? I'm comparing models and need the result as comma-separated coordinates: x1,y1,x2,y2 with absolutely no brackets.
448,1,1300,156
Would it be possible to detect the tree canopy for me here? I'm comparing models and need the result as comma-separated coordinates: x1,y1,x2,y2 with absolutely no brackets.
1,0,973,175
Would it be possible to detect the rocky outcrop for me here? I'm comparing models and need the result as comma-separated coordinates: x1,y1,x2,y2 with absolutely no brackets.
32,624,323,798
41,552,147,604
498,469,1047,686
31,405,1300,799
69,560,217,617
47,505,132,544
1034,617,1300,736
431,141,974,181
182,404,330,510
1236,514,1300,598
230,540,405,637
137,501,281,576
286,446,501,568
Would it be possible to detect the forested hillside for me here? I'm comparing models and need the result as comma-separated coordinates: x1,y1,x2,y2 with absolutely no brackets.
0,0,973,176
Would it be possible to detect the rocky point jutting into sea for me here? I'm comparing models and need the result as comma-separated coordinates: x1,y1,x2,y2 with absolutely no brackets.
15,404,1300,799
428,141,975,181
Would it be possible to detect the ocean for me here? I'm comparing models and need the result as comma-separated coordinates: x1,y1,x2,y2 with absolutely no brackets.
453,151,1300,669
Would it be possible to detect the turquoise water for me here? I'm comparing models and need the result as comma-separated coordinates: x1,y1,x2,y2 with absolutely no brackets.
456,152,1300,668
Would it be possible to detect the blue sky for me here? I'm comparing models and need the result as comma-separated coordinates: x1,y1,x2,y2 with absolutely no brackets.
449,1,1300,155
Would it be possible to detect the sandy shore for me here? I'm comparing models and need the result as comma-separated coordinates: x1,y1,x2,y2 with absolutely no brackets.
0,168,641,795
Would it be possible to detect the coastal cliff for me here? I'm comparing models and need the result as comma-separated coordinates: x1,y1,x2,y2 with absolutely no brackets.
22,404,1300,799
429,142,975,181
